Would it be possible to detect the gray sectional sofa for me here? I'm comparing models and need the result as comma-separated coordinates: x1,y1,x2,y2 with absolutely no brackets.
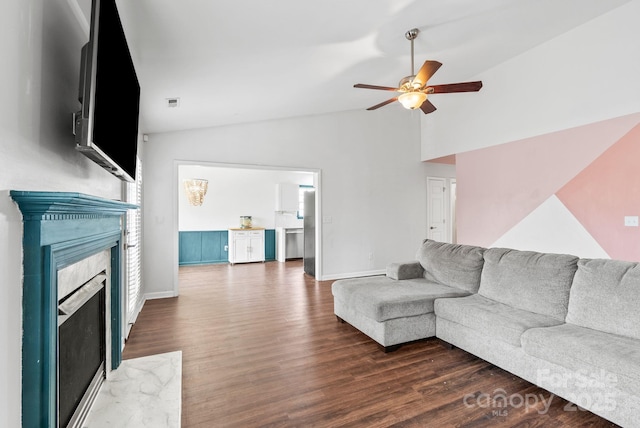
331,239,640,427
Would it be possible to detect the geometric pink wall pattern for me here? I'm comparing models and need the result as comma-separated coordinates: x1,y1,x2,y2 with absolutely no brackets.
456,112,640,248
557,123,640,261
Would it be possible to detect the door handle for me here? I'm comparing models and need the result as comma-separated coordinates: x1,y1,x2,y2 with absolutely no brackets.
430,227,436,230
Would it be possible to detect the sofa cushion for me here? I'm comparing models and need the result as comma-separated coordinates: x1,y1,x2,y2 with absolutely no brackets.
415,240,486,293
478,248,578,321
434,294,563,347
331,276,469,322
521,323,640,396
386,261,424,280
566,258,640,340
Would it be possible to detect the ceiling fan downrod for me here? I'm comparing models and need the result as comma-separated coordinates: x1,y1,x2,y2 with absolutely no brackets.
405,28,419,77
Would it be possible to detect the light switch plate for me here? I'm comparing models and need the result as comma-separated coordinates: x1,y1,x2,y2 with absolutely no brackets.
624,216,639,227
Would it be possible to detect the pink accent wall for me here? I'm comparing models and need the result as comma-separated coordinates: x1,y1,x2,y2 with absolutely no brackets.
557,124,640,261
456,113,640,258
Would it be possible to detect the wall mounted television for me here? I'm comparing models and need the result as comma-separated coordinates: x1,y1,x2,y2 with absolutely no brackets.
74,0,140,182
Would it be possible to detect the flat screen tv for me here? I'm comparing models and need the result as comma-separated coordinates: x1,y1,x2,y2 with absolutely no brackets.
74,0,140,182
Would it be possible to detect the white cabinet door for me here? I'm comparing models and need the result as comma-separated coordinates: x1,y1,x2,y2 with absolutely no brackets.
232,235,249,263
248,231,264,262
276,183,299,212
228,230,248,264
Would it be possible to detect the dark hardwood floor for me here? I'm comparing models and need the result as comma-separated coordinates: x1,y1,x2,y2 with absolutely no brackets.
122,260,618,427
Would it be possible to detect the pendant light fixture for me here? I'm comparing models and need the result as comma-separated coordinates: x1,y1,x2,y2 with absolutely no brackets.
183,179,208,206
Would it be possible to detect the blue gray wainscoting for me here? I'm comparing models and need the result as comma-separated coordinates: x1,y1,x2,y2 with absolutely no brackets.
179,229,276,265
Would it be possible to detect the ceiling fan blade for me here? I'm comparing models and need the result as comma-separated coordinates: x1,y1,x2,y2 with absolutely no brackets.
367,97,398,110
428,81,483,94
420,99,437,114
414,61,442,87
354,84,399,92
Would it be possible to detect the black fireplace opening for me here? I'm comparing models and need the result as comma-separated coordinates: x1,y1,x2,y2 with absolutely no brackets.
58,284,106,428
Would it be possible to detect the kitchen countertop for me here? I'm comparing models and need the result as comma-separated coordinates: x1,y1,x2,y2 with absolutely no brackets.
228,227,265,231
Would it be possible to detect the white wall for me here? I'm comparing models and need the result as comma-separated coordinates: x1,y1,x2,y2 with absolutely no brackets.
421,0,640,160
178,165,313,231
0,0,123,425
144,107,428,295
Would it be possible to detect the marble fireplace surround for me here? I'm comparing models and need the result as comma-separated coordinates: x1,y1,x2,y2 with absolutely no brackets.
10,191,136,427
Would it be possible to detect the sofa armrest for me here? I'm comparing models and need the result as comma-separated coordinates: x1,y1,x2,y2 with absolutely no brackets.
386,261,424,280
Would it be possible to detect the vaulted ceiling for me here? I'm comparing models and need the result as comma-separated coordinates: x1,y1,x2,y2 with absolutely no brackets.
78,0,630,133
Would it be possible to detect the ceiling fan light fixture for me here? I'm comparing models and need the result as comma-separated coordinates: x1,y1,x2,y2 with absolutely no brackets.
398,91,427,110
353,27,482,114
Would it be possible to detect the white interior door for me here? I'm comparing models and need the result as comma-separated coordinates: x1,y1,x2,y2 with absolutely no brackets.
450,179,457,244
427,177,448,242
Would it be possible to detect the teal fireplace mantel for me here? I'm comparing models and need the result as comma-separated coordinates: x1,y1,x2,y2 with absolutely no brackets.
10,191,137,428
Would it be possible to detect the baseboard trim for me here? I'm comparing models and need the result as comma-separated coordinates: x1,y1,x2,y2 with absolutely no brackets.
320,269,385,281
144,291,178,300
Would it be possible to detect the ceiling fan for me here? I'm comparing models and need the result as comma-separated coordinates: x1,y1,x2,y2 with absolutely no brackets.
354,28,482,114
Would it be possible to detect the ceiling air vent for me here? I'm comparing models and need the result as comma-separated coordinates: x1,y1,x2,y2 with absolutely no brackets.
166,98,180,108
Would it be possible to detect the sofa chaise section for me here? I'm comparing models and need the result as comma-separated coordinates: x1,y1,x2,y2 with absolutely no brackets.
332,240,485,351
332,276,467,351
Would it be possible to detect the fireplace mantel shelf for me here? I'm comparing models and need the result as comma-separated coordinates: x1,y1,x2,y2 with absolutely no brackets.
10,191,137,219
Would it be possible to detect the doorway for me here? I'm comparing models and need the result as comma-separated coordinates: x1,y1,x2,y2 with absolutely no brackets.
176,162,321,293
426,177,456,243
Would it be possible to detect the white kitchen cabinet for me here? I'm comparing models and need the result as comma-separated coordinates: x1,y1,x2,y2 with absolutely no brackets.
228,228,265,264
275,183,299,212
